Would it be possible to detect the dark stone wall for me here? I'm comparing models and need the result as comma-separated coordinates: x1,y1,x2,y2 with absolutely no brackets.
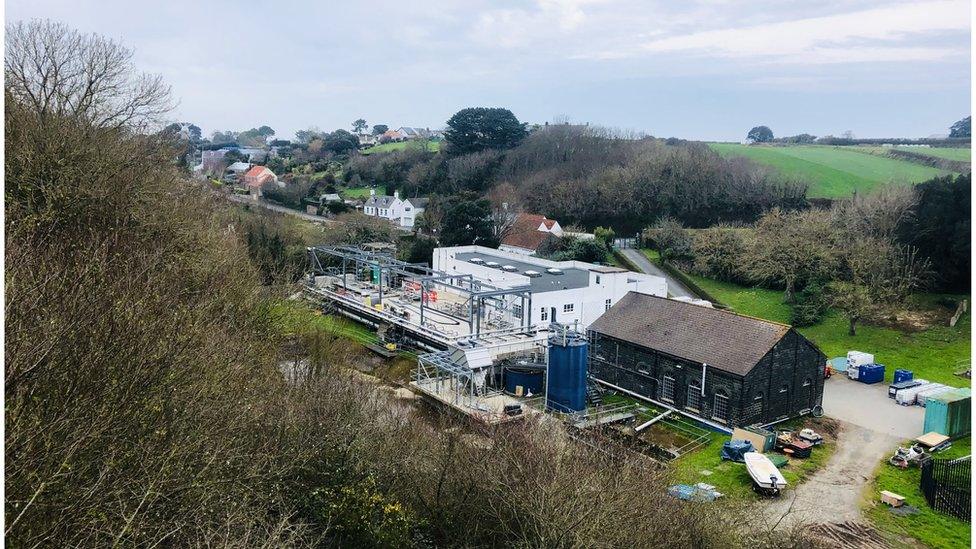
588,328,826,428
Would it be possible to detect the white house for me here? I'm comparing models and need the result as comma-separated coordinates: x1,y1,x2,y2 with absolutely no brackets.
432,245,668,330
362,189,427,228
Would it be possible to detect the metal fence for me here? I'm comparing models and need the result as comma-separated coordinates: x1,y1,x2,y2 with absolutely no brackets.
920,455,971,522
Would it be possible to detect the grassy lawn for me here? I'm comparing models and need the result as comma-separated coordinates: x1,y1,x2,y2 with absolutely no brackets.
672,416,836,500
864,436,971,549
685,273,971,388
709,143,951,199
341,185,385,199
361,140,439,155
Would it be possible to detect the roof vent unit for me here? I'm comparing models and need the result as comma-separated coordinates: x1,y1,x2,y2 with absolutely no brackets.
468,257,484,264
524,270,542,278
546,268,564,275
502,265,518,272
486,261,501,268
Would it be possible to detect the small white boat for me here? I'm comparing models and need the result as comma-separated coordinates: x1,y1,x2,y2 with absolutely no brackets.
744,452,787,494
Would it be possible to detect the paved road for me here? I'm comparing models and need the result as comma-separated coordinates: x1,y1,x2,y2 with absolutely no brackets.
225,194,335,224
618,248,697,299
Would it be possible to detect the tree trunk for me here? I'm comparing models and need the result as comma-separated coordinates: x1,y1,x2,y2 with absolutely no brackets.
783,279,796,304
848,316,858,336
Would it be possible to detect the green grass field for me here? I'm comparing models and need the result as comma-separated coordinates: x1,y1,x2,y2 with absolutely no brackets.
361,140,440,155
709,143,951,198
893,146,971,163
684,273,971,388
340,185,385,199
864,436,971,549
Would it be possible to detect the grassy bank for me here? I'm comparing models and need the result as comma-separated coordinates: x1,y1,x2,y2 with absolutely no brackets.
864,436,971,549
709,143,951,199
361,140,439,155
685,275,971,388
340,185,385,199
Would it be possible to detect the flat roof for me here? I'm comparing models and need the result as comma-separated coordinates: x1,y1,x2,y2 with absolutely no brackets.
455,251,590,293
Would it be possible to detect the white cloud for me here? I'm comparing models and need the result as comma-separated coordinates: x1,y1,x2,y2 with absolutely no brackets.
636,0,969,63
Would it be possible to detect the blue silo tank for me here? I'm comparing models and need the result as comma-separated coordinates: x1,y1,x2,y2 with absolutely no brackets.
546,328,588,413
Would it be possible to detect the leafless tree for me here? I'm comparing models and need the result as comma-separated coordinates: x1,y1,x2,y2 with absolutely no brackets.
5,19,172,130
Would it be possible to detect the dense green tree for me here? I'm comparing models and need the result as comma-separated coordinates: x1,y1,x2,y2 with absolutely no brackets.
371,124,388,135
352,118,367,133
211,130,238,144
949,116,971,138
440,194,497,246
897,173,970,291
323,129,359,154
747,126,774,143
444,107,527,155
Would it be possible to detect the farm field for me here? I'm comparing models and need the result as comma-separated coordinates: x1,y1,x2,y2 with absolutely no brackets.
361,140,439,155
709,143,951,198
682,272,971,388
892,146,971,162
864,436,971,549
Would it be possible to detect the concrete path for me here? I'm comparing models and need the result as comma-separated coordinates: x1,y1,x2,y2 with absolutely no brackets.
618,248,697,299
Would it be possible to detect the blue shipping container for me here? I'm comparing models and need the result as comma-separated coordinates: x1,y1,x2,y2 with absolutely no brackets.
546,330,588,413
893,369,914,384
858,363,885,384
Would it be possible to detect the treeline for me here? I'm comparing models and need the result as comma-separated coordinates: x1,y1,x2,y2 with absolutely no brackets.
343,124,809,233
646,173,971,331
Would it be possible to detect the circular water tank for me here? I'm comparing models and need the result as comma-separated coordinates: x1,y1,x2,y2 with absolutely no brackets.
504,368,544,396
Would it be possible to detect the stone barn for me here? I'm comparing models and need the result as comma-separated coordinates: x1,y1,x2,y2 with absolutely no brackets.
587,293,826,429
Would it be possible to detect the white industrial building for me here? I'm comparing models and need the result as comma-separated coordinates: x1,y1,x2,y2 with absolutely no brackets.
433,245,668,329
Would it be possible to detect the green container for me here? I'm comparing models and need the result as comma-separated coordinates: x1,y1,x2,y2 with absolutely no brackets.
924,389,971,438
744,425,776,452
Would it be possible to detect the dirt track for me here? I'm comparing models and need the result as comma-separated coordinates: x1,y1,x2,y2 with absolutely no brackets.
760,420,900,532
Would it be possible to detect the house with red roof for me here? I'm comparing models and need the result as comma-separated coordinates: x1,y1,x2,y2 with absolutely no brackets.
499,213,564,255
242,165,278,198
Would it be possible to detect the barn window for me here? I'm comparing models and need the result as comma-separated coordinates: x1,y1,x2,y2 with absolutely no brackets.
661,375,675,402
687,380,702,411
713,391,730,422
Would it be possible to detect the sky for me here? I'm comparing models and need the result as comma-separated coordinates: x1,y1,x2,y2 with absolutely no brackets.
6,0,972,142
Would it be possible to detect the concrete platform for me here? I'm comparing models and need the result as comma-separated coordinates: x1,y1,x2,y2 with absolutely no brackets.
822,376,925,440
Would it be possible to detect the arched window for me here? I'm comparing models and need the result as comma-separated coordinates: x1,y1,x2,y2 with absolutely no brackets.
802,377,812,387
713,390,730,422
660,375,675,402
687,379,702,411
779,383,789,394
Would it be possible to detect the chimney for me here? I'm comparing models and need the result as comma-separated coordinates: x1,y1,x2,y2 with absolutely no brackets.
370,189,376,197
394,190,400,200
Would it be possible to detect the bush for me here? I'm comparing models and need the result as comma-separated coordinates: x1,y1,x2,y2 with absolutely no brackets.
644,217,693,261
691,226,749,282
790,281,829,327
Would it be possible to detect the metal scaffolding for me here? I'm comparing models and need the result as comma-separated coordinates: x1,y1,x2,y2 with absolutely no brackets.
307,245,536,339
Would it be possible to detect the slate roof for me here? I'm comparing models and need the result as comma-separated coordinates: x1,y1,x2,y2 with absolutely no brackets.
407,197,428,208
588,293,792,376
501,213,558,251
365,195,397,208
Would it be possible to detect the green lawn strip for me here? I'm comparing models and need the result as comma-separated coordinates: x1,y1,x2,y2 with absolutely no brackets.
361,141,439,155
686,275,971,387
341,185,385,199
269,300,379,346
709,143,950,199
864,436,971,549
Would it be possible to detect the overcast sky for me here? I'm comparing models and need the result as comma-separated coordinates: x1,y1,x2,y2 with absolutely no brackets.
7,0,972,141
